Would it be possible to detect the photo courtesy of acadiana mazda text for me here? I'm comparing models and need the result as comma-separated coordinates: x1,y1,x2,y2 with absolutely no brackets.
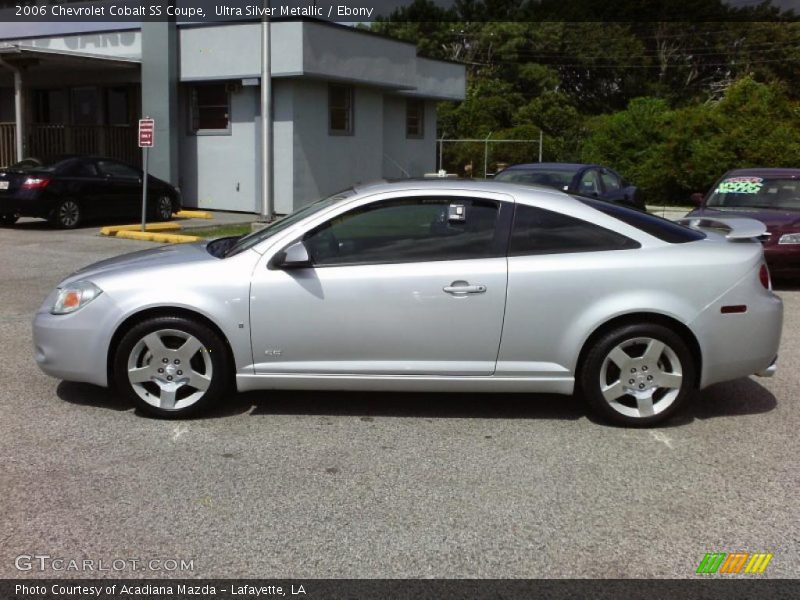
32,180,783,426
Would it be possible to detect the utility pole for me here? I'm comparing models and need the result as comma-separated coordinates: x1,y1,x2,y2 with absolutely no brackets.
260,1,273,220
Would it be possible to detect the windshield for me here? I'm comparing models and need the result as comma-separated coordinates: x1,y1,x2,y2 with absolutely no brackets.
224,189,355,257
706,176,800,211
494,168,575,190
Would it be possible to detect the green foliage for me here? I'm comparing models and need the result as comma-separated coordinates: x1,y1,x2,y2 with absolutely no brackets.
582,78,800,204
371,2,800,193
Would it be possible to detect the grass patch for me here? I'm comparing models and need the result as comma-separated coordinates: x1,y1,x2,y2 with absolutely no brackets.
187,224,253,239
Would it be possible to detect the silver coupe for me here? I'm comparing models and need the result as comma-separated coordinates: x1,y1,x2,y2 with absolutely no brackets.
33,181,783,426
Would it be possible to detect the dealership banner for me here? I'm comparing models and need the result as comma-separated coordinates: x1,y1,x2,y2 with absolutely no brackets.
0,0,797,24
3,580,800,599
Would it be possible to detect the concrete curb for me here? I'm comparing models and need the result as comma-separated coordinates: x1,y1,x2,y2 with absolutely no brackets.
115,230,200,243
100,222,181,236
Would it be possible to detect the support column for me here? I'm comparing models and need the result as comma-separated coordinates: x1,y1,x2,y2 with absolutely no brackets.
140,20,178,184
0,57,25,160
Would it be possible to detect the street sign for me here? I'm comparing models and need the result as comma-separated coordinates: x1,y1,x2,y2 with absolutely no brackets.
138,118,155,148
139,117,154,231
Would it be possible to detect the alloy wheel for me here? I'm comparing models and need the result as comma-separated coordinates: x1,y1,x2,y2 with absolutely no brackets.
126,328,212,410
157,196,173,221
57,200,80,228
598,336,683,419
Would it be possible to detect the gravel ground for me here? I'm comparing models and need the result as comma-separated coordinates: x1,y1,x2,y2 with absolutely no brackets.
0,221,798,579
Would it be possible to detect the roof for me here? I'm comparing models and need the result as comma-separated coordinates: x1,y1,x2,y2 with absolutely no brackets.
723,168,800,178
502,162,595,171
353,178,573,200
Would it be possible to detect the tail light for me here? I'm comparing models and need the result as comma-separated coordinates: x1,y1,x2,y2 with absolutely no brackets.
759,264,771,290
22,177,51,190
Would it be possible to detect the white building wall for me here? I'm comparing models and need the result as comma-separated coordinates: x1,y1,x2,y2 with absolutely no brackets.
289,80,384,212
179,86,259,212
382,96,438,179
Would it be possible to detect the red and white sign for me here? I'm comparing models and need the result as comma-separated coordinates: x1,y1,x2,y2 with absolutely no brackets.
138,118,155,148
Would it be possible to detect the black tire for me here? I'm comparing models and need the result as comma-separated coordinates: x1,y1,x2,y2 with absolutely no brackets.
49,198,81,229
153,195,174,222
113,316,231,419
0,213,18,227
579,323,696,427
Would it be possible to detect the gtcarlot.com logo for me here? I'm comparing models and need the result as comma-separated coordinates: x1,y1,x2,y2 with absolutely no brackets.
696,552,773,574
14,554,194,573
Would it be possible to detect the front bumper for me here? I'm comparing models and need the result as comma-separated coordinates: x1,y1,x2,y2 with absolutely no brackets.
755,357,778,378
32,293,116,388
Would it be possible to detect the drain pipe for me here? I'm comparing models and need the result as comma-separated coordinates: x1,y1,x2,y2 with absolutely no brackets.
259,5,273,221
0,55,24,161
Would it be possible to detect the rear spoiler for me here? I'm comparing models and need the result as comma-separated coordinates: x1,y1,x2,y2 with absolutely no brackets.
677,217,768,241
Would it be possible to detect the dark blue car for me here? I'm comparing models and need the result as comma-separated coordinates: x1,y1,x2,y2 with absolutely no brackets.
494,162,644,210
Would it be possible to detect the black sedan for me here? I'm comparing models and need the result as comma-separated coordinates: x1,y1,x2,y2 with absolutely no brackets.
493,162,644,210
0,156,181,228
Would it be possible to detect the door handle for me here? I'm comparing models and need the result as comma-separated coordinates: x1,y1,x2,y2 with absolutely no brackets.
443,281,487,295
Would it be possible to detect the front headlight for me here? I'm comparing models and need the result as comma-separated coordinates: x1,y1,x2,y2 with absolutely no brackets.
51,281,103,315
778,233,800,245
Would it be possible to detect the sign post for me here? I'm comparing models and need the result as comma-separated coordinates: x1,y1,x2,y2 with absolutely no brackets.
138,117,155,232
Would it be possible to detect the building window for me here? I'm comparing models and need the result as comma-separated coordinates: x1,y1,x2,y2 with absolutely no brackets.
406,99,424,138
106,87,130,125
189,84,230,134
329,84,354,136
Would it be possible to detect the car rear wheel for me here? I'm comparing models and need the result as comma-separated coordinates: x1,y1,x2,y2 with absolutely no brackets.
49,198,81,229
0,213,18,227
580,323,696,426
154,196,174,221
113,316,230,419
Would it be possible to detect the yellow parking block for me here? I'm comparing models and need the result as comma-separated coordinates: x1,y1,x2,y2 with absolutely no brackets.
100,222,181,236
115,230,200,244
174,210,212,219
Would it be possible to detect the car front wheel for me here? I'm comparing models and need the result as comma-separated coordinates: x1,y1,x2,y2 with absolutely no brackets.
580,323,696,426
154,195,174,221
113,316,230,418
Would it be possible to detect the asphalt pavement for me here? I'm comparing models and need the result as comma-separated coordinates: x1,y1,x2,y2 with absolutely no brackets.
0,221,798,579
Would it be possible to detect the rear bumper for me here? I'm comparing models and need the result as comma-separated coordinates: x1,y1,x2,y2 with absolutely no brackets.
1,192,51,218
691,274,783,389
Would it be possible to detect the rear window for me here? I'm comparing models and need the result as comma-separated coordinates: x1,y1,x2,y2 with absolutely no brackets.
576,196,705,243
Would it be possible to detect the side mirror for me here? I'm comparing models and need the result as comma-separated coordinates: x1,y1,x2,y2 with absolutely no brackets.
690,192,704,207
270,240,312,269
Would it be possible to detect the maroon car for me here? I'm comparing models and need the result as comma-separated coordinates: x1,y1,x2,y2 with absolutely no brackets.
686,168,800,279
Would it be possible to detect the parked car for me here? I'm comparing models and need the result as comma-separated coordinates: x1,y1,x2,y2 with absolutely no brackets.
0,155,181,228
33,181,781,426
493,162,644,210
685,168,800,280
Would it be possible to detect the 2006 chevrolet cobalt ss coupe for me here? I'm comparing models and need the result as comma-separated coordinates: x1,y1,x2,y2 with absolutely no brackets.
33,181,783,426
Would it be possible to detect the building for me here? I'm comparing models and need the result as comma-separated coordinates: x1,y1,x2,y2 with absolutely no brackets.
0,20,465,214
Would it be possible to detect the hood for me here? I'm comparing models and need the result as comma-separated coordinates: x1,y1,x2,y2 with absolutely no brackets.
687,206,800,231
65,241,216,284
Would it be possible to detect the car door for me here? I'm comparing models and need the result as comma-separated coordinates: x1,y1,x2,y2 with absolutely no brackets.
248,192,513,376
53,159,105,218
576,168,603,198
599,168,639,209
96,159,143,218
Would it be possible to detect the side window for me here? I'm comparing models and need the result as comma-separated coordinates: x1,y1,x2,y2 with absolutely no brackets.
601,169,621,192
62,160,98,177
97,160,139,179
303,197,504,266
509,204,640,256
579,169,602,196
